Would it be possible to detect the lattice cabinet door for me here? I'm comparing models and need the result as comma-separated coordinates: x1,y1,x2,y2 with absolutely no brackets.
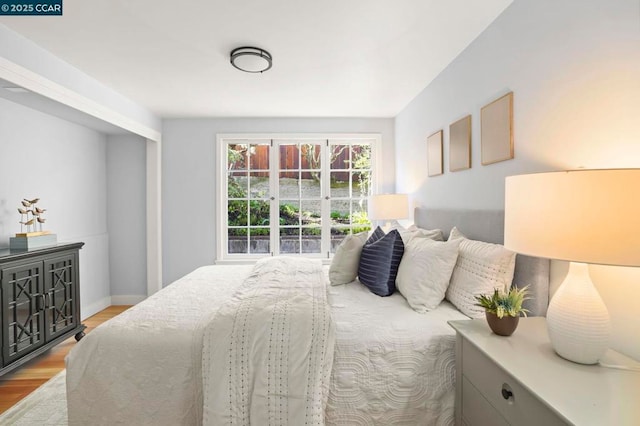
1,261,47,365
43,252,79,342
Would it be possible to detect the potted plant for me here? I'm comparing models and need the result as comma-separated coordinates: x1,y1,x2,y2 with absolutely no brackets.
475,286,530,336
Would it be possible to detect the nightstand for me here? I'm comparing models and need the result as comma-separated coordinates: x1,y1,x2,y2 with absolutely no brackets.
449,317,640,426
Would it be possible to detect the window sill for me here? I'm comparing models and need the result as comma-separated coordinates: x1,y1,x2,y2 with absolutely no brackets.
215,256,333,266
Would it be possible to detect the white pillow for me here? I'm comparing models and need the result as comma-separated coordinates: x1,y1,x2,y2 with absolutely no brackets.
445,227,516,318
396,238,461,313
329,232,369,285
448,226,465,241
391,224,444,244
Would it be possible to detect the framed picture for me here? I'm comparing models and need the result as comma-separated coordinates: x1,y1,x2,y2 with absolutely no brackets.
449,115,471,172
481,92,513,165
427,130,443,177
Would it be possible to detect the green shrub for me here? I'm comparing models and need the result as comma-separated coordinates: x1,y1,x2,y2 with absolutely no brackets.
280,203,298,219
226,177,372,237
228,228,247,237
227,176,246,198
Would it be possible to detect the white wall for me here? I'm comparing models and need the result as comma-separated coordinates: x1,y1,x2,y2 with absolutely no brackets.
162,117,395,284
0,97,111,318
394,0,640,359
106,134,147,302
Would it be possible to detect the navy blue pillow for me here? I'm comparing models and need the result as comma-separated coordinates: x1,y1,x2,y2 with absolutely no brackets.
358,227,404,296
364,226,385,245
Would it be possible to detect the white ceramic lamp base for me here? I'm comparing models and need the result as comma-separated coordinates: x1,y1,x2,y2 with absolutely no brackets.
546,262,610,365
380,221,393,233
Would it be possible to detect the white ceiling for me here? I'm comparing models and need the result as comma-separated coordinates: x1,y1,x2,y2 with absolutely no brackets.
1,0,512,118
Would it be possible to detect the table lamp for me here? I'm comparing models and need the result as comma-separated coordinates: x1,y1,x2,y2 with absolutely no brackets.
504,169,640,364
369,194,409,232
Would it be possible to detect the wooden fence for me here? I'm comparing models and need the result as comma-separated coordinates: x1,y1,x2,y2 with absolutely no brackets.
228,144,360,181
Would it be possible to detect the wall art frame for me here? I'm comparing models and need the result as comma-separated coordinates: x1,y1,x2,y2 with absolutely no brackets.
481,92,514,165
449,115,471,172
427,130,443,177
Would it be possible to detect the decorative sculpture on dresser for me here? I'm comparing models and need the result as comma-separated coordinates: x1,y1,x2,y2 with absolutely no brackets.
10,197,57,250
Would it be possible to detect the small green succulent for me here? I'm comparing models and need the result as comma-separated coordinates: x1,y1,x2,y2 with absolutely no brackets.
475,286,530,319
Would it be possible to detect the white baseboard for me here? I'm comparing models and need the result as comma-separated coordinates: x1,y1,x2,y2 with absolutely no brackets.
110,295,147,305
82,296,111,320
81,295,146,320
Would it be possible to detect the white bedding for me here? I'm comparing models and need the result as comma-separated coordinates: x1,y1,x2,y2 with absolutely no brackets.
201,257,335,425
66,265,252,426
66,264,467,425
327,278,467,425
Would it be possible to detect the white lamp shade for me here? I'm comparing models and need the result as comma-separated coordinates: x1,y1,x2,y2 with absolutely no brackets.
369,194,409,221
505,169,640,267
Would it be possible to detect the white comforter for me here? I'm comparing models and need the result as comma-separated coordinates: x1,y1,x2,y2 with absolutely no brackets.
66,264,467,425
66,265,252,426
327,279,467,426
201,257,335,425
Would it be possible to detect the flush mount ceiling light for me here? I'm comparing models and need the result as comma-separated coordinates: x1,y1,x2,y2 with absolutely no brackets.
230,46,272,73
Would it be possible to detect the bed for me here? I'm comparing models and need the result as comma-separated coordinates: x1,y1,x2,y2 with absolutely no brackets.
65,208,549,425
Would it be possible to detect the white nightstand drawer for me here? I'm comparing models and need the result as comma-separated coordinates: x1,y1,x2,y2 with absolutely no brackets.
462,376,509,426
462,339,567,426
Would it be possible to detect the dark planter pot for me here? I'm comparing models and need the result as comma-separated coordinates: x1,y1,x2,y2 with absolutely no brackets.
485,311,520,336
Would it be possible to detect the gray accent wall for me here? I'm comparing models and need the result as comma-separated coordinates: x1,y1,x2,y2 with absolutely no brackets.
0,97,111,318
394,0,640,359
162,117,395,284
106,135,147,299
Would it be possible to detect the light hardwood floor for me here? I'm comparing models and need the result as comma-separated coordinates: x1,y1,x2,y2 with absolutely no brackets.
0,305,131,414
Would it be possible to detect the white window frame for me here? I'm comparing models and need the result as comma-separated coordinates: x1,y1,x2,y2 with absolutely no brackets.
216,133,381,263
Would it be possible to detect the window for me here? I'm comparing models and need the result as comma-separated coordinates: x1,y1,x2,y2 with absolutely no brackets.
217,134,380,261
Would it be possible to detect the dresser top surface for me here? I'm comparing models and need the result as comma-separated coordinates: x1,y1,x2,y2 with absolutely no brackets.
0,242,84,261
449,317,640,426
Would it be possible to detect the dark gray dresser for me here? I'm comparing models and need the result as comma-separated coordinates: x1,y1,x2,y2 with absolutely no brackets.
0,242,86,376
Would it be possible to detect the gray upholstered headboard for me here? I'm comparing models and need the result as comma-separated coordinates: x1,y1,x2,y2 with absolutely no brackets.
414,208,550,317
